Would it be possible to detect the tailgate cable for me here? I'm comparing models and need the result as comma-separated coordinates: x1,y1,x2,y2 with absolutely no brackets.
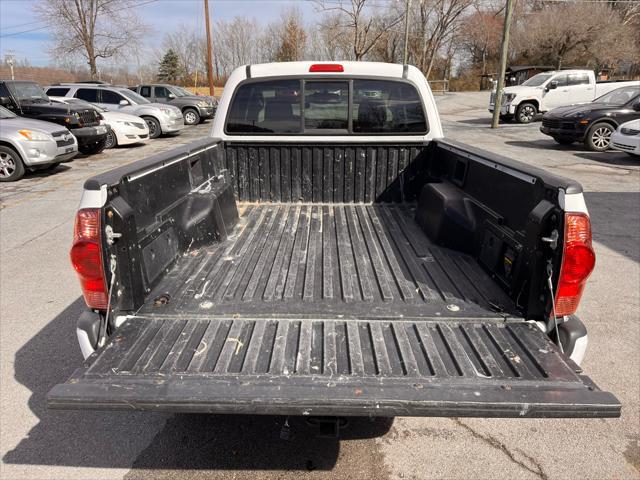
98,254,117,348
546,260,564,354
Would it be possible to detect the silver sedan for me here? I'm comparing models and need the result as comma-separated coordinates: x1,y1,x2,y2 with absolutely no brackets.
0,105,78,181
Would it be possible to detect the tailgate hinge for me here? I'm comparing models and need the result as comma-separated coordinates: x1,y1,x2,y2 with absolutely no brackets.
541,229,559,250
105,225,122,246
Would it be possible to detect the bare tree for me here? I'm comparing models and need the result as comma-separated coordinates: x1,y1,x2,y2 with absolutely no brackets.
212,17,263,77
273,9,308,62
368,29,403,63
308,13,354,61
163,26,202,83
459,7,502,74
513,3,636,69
412,0,475,79
316,0,404,61
34,0,147,79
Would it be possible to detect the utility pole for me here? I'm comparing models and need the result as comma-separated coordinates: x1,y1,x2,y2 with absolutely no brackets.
203,0,215,97
403,0,412,64
491,0,515,129
4,52,16,80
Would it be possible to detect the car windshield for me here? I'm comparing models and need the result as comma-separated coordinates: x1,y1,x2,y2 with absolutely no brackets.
0,105,16,118
169,86,188,97
593,86,640,105
176,86,195,97
120,89,150,104
7,82,49,102
521,73,553,87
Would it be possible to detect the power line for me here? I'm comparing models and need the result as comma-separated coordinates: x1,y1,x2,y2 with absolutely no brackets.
0,0,160,39
1,19,46,31
0,25,49,38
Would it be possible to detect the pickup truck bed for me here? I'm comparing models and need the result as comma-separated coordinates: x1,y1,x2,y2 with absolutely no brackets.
140,203,517,319
48,138,620,417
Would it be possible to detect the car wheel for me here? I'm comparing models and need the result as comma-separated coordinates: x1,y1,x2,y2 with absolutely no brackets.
0,146,25,182
104,129,117,149
143,116,162,138
553,137,574,145
79,138,107,155
584,122,614,152
515,103,537,124
183,108,200,126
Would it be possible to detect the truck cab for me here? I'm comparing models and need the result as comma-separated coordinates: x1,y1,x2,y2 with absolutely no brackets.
130,84,217,125
48,62,620,420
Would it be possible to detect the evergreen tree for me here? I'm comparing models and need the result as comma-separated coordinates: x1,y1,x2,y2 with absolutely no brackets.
274,14,307,62
157,49,182,82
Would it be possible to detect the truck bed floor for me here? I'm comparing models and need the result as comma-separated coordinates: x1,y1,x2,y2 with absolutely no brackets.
141,204,517,319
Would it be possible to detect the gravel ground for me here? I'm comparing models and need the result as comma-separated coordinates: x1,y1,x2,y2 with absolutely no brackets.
1,93,638,480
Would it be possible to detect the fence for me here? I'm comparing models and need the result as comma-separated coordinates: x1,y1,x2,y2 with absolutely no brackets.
428,80,449,95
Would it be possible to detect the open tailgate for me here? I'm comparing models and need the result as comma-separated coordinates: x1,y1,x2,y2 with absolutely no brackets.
48,317,620,418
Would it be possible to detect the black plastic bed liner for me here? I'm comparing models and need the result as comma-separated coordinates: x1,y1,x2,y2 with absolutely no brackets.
139,203,519,319
48,203,620,417
48,316,620,417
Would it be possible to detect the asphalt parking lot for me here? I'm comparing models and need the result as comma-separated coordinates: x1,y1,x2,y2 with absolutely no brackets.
1,93,638,480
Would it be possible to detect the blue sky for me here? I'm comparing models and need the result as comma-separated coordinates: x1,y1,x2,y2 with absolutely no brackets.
0,0,319,67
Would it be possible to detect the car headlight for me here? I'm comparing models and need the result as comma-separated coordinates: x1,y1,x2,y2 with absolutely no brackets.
197,101,208,107
568,112,586,119
18,129,53,141
503,93,516,103
116,120,133,126
621,127,640,136
160,108,172,116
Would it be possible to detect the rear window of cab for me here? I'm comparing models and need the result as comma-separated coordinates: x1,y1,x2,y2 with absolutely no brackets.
225,78,428,135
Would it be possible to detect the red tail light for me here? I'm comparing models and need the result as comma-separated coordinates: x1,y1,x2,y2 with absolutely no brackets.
554,213,595,316
309,64,344,73
70,209,108,310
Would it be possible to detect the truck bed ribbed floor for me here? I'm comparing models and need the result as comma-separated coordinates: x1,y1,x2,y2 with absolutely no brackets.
49,315,620,417
140,204,517,319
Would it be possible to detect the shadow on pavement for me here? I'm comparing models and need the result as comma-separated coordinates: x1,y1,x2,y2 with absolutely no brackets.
584,192,640,264
455,117,494,125
573,151,640,165
22,163,72,180
126,415,392,475
505,140,637,165
505,139,575,151
4,298,392,472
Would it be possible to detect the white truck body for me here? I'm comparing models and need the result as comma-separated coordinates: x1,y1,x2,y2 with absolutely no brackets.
489,69,640,123
48,61,622,420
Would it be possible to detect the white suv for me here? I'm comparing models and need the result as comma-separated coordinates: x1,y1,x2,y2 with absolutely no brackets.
45,84,184,138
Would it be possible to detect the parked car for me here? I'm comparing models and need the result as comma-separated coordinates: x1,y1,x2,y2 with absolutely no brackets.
129,84,217,125
0,80,108,155
45,84,184,139
49,97,150,149
611,119,640,156
48,62,620,422
0,105,77,181
489,69,639,123
540,85,640,151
